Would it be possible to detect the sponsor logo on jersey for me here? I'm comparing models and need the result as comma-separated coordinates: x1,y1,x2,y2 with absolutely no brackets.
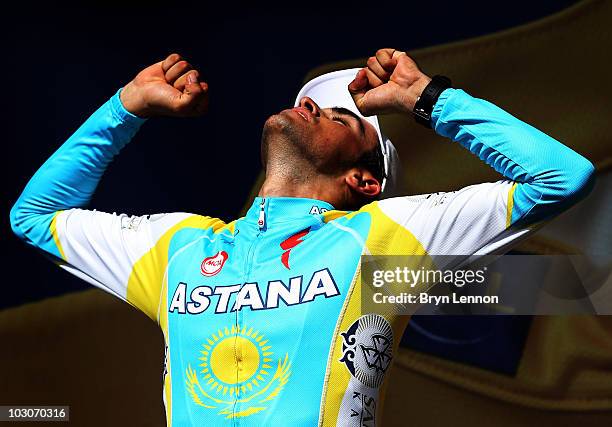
348,391,376,427
309,205,329,215
120,215,144,231
184,324,291,419
162,344,168,382
339,314,393,388
169,268,339,315
280,228,310,269
201,251,229,277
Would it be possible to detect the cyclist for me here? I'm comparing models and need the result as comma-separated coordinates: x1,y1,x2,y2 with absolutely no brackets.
10,49,594,426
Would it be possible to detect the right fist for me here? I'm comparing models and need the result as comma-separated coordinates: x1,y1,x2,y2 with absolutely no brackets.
120,53,209,118
348,48,431,116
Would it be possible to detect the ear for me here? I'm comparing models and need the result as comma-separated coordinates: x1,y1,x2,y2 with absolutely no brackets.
345,169,381,199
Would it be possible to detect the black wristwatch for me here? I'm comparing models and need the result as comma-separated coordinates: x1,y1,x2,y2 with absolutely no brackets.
412,75,452,128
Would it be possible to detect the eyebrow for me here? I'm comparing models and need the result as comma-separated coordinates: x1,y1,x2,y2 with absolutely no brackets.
331,107,366,137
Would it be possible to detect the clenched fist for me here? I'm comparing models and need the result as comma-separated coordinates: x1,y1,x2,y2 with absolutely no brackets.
120,53,209,118
348,49,431,116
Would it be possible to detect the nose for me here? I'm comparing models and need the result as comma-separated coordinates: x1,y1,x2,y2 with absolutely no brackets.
299,96,320,117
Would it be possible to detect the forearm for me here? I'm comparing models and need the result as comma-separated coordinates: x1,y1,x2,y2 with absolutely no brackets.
431,88,595,226
10,89,146,249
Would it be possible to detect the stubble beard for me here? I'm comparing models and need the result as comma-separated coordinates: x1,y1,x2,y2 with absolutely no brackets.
261,114,322,183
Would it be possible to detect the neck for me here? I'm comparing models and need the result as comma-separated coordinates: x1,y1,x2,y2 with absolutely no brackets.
258,172,343,204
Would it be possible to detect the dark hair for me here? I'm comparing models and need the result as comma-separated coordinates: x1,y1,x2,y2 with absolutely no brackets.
355,144,386,187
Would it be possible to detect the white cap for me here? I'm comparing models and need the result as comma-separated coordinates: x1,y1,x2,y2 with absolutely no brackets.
294,68,401,198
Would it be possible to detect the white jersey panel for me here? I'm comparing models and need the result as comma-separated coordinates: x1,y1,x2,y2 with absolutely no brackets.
377,180,519,257
54,209,192,301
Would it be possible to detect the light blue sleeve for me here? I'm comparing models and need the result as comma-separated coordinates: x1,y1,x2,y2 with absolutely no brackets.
9,89,146,258
431,88,595,226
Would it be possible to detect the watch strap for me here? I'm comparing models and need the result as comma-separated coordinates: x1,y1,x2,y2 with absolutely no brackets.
413,75,452,128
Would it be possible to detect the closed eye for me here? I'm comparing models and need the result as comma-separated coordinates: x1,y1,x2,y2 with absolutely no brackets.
331,116,348,126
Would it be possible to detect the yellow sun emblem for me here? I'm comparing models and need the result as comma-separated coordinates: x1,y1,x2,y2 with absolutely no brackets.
185,324,291,419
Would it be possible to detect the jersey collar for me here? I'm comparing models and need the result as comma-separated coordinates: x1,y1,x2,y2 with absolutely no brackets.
245,197,335,227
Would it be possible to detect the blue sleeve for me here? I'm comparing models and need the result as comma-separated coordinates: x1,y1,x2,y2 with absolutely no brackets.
9,89,146,257
431,88,595,226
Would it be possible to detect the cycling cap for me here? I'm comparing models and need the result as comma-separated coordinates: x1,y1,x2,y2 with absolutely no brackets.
294,68,401,197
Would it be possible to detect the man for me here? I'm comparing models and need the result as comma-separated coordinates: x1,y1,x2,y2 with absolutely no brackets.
10,49,594,426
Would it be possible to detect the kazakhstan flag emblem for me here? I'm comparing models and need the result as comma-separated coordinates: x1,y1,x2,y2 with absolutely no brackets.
185,324,291,419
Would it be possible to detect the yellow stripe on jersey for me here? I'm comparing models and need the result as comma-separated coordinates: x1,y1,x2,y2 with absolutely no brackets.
321,210,350,223
126,215,233,323
506,182,518,228
49,211,67,260
319,201,434,426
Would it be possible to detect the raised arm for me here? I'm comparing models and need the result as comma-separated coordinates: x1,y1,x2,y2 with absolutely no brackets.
430,87,594,227
10,54,210,319
351,48,595,256
9,90,145,254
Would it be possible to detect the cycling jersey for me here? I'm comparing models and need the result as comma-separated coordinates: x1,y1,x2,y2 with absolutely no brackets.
10,87,594,426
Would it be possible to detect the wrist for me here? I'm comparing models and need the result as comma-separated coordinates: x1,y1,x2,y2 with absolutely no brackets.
412,75,453,128
119,82,149,118
402,74,432,112
110,89,147,127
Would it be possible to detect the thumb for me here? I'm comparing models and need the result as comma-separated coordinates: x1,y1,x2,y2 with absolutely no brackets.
173,71,208,115
348,68,370,111
185,71,203,94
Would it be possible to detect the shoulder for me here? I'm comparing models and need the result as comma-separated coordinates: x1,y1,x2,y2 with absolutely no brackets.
150,212,236,239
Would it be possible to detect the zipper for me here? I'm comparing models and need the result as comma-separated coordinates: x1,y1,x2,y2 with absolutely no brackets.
233,198,267,424
257,197,266,229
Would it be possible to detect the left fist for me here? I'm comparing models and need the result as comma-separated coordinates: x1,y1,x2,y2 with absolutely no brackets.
120,53,209,118
348,49,431,116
